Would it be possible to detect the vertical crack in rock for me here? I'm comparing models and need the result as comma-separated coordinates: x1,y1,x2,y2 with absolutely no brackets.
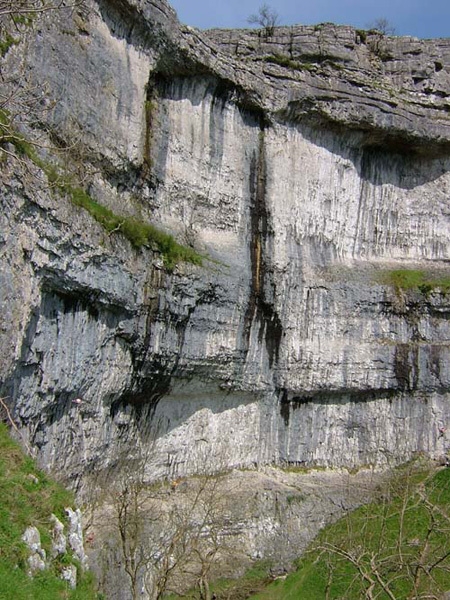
429,344,442,384
142,85,155,177
111,267,171,418
394,343,420,392
209,80,231,170
353,148,374,258
279,389,290,426
243,121,283,368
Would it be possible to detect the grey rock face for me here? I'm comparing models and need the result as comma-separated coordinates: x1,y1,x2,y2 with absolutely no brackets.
205,25,450,151
50,514,67,557
1,0,450,488
66,508,88,568
61,565,78,589
22,526,46,575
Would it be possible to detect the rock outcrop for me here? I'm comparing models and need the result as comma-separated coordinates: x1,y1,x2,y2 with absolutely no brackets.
1,0,450,489
21,512,86,587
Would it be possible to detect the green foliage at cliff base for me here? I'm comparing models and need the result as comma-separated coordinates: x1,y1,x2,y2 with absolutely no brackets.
166,560,273,600
0,32,18,57
0,423,99,599
249,463,450,599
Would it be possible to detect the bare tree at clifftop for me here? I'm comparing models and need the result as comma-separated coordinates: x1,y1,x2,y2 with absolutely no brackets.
247,3,279,37
367,17,396,35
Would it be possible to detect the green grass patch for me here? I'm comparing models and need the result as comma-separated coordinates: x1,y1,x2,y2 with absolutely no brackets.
59,182,203,270
0,109,40,161
0,114,203,271
0,422,99,599
249,464,450,600
262,54,316,72
378,268,450,294
356,29,368,43
11,14,35,27
280,463,328,474
0,31,19,57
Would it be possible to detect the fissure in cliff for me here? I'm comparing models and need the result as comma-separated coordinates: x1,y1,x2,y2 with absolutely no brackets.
243,123,283,368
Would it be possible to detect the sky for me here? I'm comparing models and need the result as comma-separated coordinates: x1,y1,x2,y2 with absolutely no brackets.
169,0,450,40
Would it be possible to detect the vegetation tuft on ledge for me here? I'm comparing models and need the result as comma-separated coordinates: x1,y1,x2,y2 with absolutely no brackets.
378,268,450,294
0,112,203,271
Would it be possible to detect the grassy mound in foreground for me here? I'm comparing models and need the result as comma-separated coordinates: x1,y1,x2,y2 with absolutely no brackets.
0,422,99,600
249,463,450,600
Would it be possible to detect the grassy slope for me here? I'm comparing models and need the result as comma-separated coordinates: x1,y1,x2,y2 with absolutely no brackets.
0,423,98,600
249,463,450,600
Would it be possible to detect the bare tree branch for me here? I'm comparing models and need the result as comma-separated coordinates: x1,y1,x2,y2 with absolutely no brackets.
247,3,279,37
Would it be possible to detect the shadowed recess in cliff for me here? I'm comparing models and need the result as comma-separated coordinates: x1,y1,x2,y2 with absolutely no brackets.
279,388,399,427
361,139,449,189
243,123,283,368
150,74,230,185
4,287,134,432
110,308,196,419
277,99,450,161
110,360,173,420
357,146,449,190
96,0,177,51
156,75,234,172
109,289,176,416
394,343,420,392
281,121,450,190
109,282,221,418
155,72,267,122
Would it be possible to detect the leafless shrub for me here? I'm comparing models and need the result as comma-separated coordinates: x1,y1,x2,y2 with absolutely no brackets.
367,17,396,35
247,3,280,38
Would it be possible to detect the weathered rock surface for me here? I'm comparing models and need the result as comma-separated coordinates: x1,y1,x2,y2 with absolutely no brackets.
22,526,46,575
1,0,450,492
61,565,77,590
65,507,88,568
50,514,67,557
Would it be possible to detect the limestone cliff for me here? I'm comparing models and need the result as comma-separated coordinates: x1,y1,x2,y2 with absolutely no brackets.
1,0,450,489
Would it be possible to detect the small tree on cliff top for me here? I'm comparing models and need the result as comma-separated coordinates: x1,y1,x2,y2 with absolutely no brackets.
367,17,396,35
247,3,280,37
